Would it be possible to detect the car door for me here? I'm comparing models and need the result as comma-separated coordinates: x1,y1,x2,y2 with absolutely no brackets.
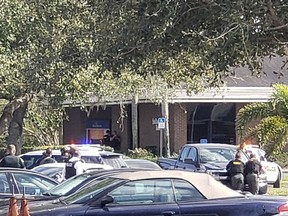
176,147,198,171
173,179,250,216
85,179,180,216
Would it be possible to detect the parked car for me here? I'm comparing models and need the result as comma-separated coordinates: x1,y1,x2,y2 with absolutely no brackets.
32,162,113,182
245,145,283,188
19,170,288,216
124,159,162,170
20,146,128,169
0,168,58,203
157,143,268,194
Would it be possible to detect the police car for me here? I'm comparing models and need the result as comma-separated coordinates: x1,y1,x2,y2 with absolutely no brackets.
245,145,283,188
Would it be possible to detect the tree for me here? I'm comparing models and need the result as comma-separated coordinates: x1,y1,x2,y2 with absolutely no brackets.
0,0,287,153
236,83,288,156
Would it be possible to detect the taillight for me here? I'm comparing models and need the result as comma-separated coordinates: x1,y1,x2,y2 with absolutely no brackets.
278,203,288,213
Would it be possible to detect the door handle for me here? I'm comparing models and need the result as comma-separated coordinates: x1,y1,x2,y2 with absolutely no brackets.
161,211,175,216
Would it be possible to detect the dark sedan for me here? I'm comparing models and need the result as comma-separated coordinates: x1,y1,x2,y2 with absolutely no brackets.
0,168,58,198
22,170,288,216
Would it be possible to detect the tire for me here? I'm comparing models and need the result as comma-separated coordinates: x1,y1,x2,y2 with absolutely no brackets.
273,173,281,188
258,183,268,195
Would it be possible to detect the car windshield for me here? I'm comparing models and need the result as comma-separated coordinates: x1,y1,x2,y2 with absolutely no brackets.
200,147,248,163
63,177,123,204
44,173,95,196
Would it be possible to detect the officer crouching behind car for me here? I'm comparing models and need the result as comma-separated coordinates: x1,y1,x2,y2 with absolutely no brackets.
244,153,262,195
226,151,245,191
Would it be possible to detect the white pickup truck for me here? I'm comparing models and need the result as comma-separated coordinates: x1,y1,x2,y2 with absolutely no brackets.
245,146,283,188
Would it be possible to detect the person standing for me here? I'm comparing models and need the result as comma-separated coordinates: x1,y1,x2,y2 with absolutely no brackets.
102,130,112,146
65,151,85,179
110,130,121,151
226,151,245,191
244,153,262,194
38,148,57,165
0,144,25,168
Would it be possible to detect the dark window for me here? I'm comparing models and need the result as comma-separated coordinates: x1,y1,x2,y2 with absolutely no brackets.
173,179,205,201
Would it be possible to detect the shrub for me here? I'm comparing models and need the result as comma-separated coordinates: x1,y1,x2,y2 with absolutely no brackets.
126,148,158,162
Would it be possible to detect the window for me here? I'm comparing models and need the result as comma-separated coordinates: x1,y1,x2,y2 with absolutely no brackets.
109,179,175,205
173,179,205,202
12,173,56,195
179,147,190,162
187,148,197,162
0,173,10,194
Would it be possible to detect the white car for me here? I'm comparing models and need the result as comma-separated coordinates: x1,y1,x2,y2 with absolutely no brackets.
20,146,128,169
32,162,113,182
245,146,283,188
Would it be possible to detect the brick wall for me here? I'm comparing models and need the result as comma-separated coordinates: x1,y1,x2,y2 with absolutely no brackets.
169,103,187,154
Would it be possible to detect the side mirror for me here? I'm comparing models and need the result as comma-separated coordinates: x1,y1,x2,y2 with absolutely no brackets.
100,195,114,207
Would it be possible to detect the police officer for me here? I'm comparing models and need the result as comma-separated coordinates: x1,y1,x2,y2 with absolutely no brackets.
226,151,245,191
244,153,262,194
0,144,25,168
65,150,85,179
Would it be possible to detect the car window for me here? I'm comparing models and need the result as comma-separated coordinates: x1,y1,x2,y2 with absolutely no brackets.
64,177,122,204
12,173,57,195
179,147,190,162
0,173,10,194
200,147,248,163
173,179,205,201
46,173,94,196
187,147,197,162
109,179,174,204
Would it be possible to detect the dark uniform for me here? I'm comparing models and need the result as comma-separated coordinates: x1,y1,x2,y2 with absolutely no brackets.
0,154,25,168
226,158,245,190
65,157,84,179
244,155,262,194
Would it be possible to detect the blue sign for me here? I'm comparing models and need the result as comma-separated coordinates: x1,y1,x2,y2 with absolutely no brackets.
200,139,208,144
86,120,110,128
158,117,166,123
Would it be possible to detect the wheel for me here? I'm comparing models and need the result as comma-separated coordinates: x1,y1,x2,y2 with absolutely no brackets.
258,183,268,195
273,173,281,188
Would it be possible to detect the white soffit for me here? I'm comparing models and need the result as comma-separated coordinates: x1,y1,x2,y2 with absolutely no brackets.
170,87,274,103
63,87,274,107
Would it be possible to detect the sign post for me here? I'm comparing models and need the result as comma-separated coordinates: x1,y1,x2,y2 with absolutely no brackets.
157,117,166,157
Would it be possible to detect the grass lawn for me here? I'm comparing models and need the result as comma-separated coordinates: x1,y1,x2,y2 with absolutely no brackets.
267,174,288,196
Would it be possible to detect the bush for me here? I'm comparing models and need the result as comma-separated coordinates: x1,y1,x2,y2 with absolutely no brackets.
126,148,158,162
268,152,288,169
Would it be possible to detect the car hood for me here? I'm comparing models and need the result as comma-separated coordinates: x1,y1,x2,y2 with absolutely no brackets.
202,162,228,171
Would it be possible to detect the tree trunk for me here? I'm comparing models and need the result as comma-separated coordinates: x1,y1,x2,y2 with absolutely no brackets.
0,100,23,135
7,100,28,155
131,95,138,149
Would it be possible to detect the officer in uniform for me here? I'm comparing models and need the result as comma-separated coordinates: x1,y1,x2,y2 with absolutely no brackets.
65,150,85,179
0,144,25,168
226,151,245,191
244,153,262,194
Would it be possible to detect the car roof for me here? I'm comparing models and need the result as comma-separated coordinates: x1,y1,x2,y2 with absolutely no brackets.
183,143,237,149
110,170,242,199
32,162,113,170
20,149,122,157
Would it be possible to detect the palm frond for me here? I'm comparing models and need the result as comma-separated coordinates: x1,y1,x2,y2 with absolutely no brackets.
235,102,273,138
255,116,288,157
271,83,288,118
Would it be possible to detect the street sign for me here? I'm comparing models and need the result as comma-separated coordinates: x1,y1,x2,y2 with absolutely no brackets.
158,117,166,129
158,117,166,123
